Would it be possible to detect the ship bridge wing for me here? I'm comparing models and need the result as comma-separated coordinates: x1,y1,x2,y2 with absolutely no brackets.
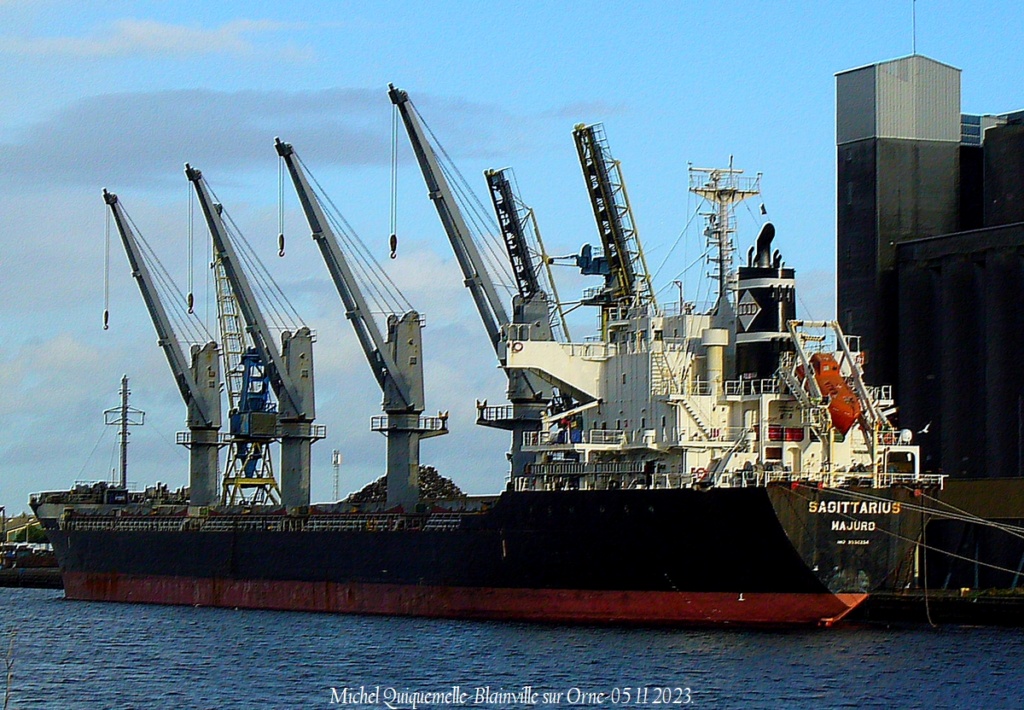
504,333,606,401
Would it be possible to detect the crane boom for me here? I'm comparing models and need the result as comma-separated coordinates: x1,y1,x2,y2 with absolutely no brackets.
388,84,509,353
572,123,654,311
102,189,222,508
275,138,412,406
390,85,554,479
185,164,306,419
276,138,446,510
485,168,540,302
102,189,217,427
185,164,319,510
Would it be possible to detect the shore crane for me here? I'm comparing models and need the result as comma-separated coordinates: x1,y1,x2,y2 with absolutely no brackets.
389,84,552,478
102,189,222,508
186,164,322,511
210,237,282,505
276,138,448,510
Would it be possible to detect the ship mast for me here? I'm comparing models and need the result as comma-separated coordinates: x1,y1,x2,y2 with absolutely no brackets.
688,160,761,316
103,375,145,489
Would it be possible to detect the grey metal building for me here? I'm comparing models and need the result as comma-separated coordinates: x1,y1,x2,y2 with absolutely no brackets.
836,55,962,389
837,53,1024,479
835,57,1024,590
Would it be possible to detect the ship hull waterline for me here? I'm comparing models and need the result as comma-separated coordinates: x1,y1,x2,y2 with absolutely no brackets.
62,573,866,626
38,486,923,627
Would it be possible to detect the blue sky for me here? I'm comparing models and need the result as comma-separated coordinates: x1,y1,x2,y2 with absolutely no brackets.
1,0,1021,513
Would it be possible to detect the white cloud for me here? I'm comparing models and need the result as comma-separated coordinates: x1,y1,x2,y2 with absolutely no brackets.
0,18,312,60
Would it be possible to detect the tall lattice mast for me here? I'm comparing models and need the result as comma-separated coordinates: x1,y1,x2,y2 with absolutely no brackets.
688,160,761,312
214,258,281,506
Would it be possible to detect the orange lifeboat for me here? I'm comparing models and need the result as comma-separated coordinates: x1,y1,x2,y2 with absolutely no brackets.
808,352,862,434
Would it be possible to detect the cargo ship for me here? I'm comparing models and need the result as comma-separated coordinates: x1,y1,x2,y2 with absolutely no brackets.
31,87,943,626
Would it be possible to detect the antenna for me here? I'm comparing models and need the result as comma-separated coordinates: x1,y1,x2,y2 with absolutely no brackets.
103,375,145,489
912,0,917,55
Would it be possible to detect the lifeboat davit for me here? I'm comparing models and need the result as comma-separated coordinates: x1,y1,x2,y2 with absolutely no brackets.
808,353,862,434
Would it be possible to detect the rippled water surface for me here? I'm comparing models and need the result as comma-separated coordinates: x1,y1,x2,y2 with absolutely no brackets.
2,588,1024,708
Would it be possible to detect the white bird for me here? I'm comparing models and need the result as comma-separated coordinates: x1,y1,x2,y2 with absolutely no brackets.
918,421,931,434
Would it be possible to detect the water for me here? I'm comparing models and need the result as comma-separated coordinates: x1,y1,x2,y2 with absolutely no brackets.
2,588,1024,709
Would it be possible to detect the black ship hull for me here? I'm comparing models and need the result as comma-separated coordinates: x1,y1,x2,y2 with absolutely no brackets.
36,484,925,626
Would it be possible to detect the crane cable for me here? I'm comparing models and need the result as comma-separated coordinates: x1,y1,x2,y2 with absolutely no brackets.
187,183,195,314
103,206,111,330
390,104,399,259
296,151,412,316
278,159,286,257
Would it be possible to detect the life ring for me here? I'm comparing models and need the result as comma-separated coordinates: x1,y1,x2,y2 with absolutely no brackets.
511,341,524,353
694,467,708,481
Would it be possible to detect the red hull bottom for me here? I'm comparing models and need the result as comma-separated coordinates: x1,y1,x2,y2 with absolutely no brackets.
63,573,866,626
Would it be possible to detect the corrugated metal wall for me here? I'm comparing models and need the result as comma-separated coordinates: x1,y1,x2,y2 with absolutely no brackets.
836,66,876,144
876,55,961,142
837,56,960,144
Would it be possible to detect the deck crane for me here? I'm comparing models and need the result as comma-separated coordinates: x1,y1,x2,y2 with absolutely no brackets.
102,189,222,508
275,138,448,510
484,167,571,341
389,84,552,478
572,123,656,332
185,164,321,511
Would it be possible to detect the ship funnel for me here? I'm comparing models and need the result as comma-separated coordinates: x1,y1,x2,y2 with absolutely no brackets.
735,222,795,380
754,222,775,267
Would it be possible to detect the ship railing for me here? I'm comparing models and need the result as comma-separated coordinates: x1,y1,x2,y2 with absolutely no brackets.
687,380,712,396
175,432,233,446
522,429,626,448
512,471,694,492
760,470,945,489
724,379,781,396
659,301,700,317
875,430,911,446
526,461,650,476
589,429,627,445
876,472,946,488
477,405,514,423
422,513,463,531
370,415,448,433
503,323,614,358
866,385,894,403
682,426,750,443
304,514,427,532
57,512,473,534
524,431,543,447
59,516,185,532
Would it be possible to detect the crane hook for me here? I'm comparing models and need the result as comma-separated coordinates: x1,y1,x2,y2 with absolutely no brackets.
389,232,398,259
103,309,110,331
278,233,286,258
187,292,194,314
